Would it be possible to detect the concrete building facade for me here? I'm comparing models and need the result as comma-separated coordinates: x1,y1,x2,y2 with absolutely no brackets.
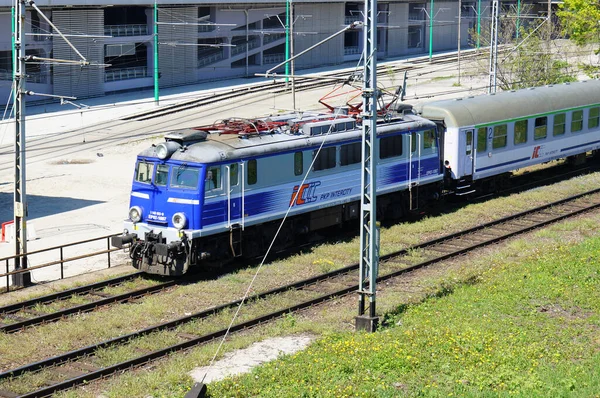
0,0,494,104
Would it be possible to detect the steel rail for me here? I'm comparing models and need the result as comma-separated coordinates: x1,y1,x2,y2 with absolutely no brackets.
5,189,600,397
0,272,142,314
0,279,176,333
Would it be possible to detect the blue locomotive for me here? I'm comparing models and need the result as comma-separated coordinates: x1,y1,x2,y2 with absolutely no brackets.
113,80,600,275
112,110,443,275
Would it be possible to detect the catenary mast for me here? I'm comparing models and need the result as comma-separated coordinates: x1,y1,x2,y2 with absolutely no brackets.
356,0,380,332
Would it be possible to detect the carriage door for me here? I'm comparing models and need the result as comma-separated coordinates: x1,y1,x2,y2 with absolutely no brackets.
408,131,421,210
226,163,244,257
463,129,475,177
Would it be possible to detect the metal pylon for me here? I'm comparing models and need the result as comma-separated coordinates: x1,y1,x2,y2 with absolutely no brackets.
488,0,499,94
356,0,380,332
13,0,31,286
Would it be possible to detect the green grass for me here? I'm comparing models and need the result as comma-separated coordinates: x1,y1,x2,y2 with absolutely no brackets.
208,222,600,397
3,171,600,396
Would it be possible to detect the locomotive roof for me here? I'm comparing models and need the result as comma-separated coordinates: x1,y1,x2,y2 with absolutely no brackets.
138,112,436,164
418,80,600,128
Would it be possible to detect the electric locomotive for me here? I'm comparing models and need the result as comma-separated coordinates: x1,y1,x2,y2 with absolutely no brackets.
112,110,444,275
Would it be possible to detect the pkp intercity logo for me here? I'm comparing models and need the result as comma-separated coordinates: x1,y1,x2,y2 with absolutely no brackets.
290,182,321,206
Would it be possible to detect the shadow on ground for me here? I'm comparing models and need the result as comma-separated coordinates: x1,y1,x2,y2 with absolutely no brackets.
0,191,103,222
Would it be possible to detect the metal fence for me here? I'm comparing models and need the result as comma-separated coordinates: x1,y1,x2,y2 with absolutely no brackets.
1,233,122,293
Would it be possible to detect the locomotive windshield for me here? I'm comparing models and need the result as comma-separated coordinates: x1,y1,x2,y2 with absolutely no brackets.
155,164,169,186
171,164,200,189
134,160,154,184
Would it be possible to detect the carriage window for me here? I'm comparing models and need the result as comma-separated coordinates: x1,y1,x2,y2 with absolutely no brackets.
423,129,437,149
229,164,239,187
492,124,507,149
572,110,583,132
589,107,600,129
411,132,418,152
477,127,487,153
534,117,547,140
134,161,154,184
380,135,403,159
514,120,528,145
294,152,303,176
341,142,361,166
247,159,257,185
313,147,336,171
553,113,566,136
171,165,200,189
155,164,169,186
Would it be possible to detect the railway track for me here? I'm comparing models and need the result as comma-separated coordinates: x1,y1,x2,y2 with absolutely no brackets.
0,272,177,333
2,188,600,397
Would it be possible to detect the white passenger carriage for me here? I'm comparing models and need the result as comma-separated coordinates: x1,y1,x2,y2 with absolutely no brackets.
419,80,600,195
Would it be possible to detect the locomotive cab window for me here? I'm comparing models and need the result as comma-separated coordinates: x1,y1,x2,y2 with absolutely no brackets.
340,142,361,166
411,132,418,153
477,127,487,153
171,165,200,190
572,110,584,132
492,124,507,149
204,166,221,191
313,147,336,171
553,113,566,136
379,134,403,159
514,120,528,145
534,117,547,140
589,107,600,129
135,161,154,184
155,164,169,186
423,129,437,150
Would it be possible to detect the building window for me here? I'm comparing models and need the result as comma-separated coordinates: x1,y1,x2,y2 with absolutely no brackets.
247,159,257,185
341,143,361,166
294,152,303,176
514,120,528,145
313,147,336,171
380,135,403,159
553,113,566,136
534,117,547,140
572,110,583,132
492,124,507,149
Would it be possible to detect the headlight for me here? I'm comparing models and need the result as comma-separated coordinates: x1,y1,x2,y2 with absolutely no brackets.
156,141,181,160
172,212,187,230
129,206,142,223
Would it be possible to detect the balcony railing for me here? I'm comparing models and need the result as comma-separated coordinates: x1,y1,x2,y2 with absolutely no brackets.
198,52,224,68
264,33,285,45
104,24,148,37
198,24,217,33
105,66,147,82
345,15,360,24
263,53,285,65
231,38,260,56
0,70,47,83
344,46,360,55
